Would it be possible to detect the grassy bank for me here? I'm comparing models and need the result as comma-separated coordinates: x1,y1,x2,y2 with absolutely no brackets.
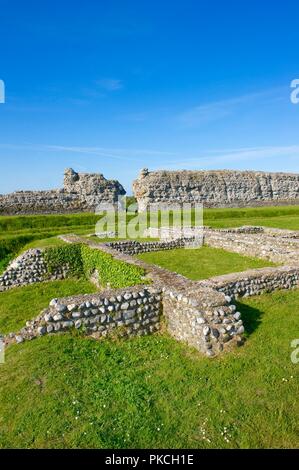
1,205,297,275
2,205,299,236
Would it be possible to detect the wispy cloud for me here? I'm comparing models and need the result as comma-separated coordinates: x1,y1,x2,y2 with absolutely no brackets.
45,144,179,162
161,145,299,170
177,88,284,127
1,143,299,173
0,143,177,163
96,78,123,91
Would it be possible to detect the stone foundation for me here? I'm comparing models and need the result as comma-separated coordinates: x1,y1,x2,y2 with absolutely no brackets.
162,288,243,357
105,238,200,255
3,226,299,357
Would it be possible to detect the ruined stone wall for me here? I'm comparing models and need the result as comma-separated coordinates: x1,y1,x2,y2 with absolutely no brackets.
3,234,242,357
204,228,299,264
105,238,197,255
5,229,299,357
11,286,162,344
162,287,243,357
0,168,126,215
0,249,69,291
133,168,299,211
199,266,299,299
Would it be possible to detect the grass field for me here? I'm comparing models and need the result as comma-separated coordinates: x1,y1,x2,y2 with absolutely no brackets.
1,205,299,274
138,246,276,280
2,205,299,238
1,205,299,253
0,287,298,449
203,205,299,230
0,207,298,449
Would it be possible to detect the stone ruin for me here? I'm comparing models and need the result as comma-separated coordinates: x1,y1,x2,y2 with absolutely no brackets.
1,166,299,215
132,168,299,211
0,168,126,215
3,226,299,357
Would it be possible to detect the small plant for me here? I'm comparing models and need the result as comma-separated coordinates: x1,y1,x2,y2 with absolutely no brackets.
44,244,84,277
81,244,145,288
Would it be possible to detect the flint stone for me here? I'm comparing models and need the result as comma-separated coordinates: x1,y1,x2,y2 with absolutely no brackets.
203,326,210,336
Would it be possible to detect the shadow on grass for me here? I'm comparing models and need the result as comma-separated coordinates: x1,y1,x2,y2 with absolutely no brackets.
236,301,264,337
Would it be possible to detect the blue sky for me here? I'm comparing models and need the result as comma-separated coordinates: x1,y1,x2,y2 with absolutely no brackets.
0,0,299,194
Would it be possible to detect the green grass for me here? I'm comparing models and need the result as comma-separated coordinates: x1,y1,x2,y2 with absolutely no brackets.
1,205,299,269
0,213,100,234
205,216,299,230
0,288,298,449
20,236,67,251
138,246,276,280
203,206,299,230
0,279,97,335
0,255,14,275
0,207,298,449
2,204,299,236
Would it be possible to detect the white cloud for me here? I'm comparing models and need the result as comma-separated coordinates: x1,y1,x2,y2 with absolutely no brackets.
0,143,177,163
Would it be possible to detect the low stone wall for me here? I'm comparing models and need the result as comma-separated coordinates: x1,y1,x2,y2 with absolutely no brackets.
162,287,244,357
105,238,197,255
144,226,204,240
204,229,299,264
207,226,265,234
0,249,68,291
263,227,299,239
8,286,162,344
199,266,299,299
